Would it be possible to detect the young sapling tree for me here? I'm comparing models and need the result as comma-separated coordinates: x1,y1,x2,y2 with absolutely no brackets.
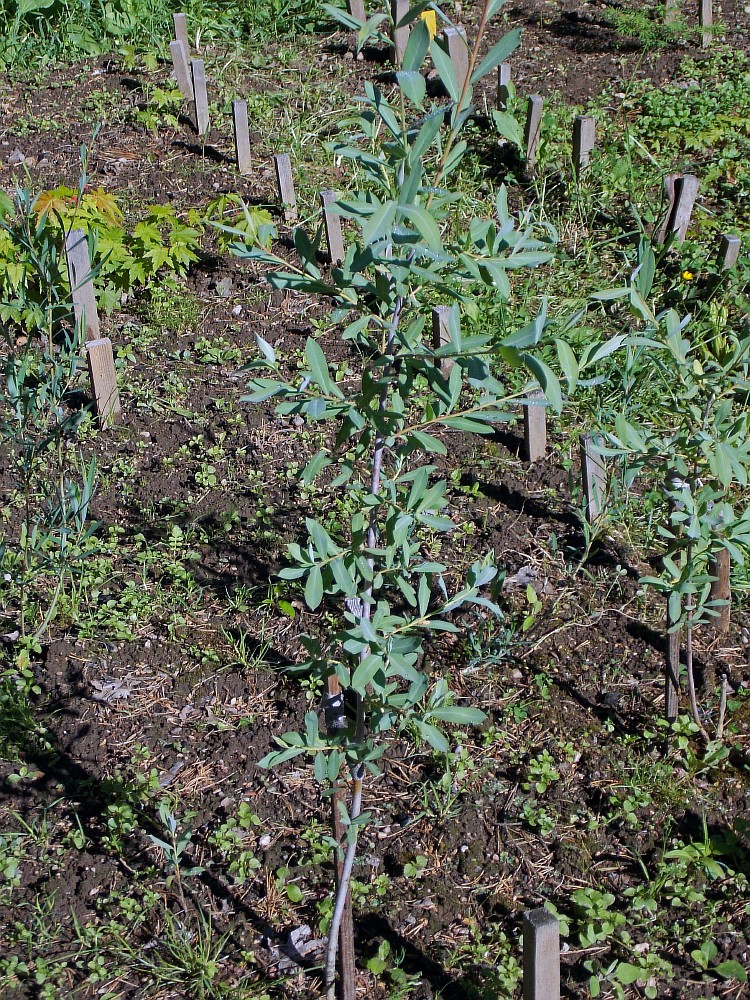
225,3,616,994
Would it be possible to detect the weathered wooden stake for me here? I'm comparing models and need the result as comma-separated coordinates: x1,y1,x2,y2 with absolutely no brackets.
699,0,712,48
190,60,209,136
273,154,297,223
431,305,454,377
169,40,193,101
572,115,595,177
391,0,410,67
320,190,345,266
523,390,547,463
664,480,682,721
664,0,679,24
523,909,560,1000
172,12,189,49
656,173,699,244
709,548,731,635
445,26,470,93
665,615,680,722
323,681,356,1000
717,233,741,271
524,95,543,166
65,230,121,429
66,229,100,342
86,338,122,428
580,433,605,523
497,62,511,110
232,99,252,174
347,0,365,18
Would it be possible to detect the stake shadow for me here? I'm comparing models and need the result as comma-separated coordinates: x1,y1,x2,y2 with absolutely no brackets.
172,138,232,164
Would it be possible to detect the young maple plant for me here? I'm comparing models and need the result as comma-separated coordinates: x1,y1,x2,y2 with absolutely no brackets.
230,2,596,994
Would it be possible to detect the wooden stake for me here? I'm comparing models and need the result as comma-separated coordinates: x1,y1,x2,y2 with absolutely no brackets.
445,26,470,93
523,390,547,463
86,338,122,428
665,479,682,721
572,115,595,177
524,95,543,166
709,548,731,635
273,154,297,223
320,190,345,266
347,0,365,18
717,234,741,271
580,433,605,523
172,12,189,49
191,59,209,136
665,616,680,722
664,0,679,23
699,0,712,48
232,99,251,174
497,62,511,110
431,305,454,377
523,909,560,1000
65,229,100,342
169,40,193,101
390,0,410,67
323,682,356,1000
656,173,699,244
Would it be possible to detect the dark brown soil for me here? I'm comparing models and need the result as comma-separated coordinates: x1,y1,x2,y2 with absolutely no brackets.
1,2,750,997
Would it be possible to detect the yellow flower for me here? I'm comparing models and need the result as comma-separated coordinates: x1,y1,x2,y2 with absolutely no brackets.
682,270,695,280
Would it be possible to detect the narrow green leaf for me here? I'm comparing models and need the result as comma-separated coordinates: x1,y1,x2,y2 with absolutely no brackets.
352,653,383,694
471,28,522,84
396,70,426,108
401,17,430,72
429,706,486,724
555,339,579,390
306,337,336,395
430,38,460,102
399,204,443,252
361,199,397,246
305,565,324,610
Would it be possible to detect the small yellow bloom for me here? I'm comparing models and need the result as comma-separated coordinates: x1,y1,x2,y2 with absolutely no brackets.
682,270,695,280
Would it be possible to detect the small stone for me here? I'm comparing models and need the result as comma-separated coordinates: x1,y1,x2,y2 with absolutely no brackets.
216,277,233,298
9,149,25,164
232,304,242,316
259,834,272,849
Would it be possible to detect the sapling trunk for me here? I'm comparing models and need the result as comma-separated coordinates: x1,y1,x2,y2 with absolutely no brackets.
323,292,403,999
